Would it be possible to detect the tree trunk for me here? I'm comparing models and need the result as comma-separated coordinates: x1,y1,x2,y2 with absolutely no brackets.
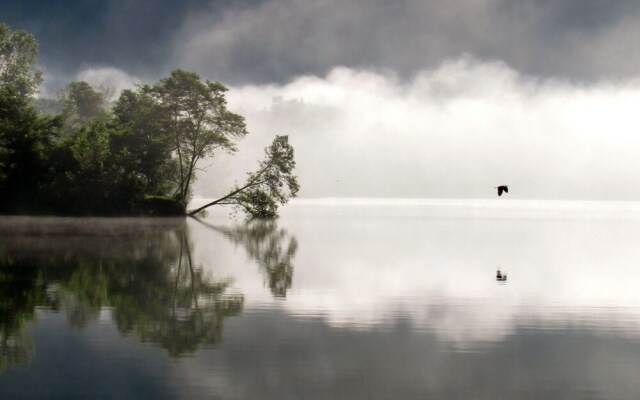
186,162,273,216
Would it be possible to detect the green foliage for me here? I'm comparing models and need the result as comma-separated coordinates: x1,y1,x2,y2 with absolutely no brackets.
58,81,109,133
59,119,149,215
113,88,176,195
188,135,299,219
0,86,62,213
0,23,299,217
0,23,42,98
235,189,279,219
237,135,299,218
146,69,248,202
34,97,62,115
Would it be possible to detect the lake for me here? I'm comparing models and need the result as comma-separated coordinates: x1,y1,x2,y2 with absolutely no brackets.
2,199,640,399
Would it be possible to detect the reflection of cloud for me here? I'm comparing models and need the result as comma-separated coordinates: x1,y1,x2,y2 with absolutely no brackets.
221,201,640,345
170,307,640,400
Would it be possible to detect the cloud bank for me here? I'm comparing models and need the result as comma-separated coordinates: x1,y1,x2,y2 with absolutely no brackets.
76,67,140,98
189,202,640,346
193,57,640,200
6,0,640,85
172,0,640,84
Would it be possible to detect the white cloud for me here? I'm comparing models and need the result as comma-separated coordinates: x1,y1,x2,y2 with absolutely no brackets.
196,57,640,200
189,201,640,346
76,67,140,99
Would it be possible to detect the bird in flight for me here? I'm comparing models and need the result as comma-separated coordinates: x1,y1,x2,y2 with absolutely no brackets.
495,185,508,196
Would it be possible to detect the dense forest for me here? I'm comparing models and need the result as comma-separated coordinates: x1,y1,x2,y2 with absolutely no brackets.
0,23,298,217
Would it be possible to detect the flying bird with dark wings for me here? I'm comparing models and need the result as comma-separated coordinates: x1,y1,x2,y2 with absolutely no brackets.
495,185,508,196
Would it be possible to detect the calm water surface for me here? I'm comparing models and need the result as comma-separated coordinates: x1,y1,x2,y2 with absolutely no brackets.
2,199,640,399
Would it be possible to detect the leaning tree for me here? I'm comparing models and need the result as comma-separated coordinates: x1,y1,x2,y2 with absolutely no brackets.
189,135,299,218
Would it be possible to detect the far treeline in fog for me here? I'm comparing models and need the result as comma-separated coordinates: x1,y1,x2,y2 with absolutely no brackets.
0,23,299,218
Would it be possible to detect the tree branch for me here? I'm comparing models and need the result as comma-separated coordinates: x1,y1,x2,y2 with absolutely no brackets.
187,161,274,216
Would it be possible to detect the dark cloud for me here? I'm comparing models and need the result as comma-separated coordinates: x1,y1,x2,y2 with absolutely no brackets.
178,310,640,399
0,0,223,77
173,0,640,84
3,0,640,85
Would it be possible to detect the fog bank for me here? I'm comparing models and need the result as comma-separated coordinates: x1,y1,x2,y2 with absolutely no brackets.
192,57,640,200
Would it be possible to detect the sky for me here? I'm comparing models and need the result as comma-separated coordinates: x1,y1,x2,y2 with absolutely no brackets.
3,0,640,200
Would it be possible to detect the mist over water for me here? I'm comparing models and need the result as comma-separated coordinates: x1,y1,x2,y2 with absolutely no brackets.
2,199,640,398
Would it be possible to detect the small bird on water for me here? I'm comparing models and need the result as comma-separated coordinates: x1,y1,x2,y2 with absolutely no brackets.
496,267,507,281
495,185,508,196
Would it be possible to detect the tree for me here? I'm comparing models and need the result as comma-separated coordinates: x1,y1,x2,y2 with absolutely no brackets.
57,81,109,133
0,23,42,98
146,69,248,203
0,86,62,213
188,135,299,218
58,119,149,215
0,21,299,218
113,88,176,196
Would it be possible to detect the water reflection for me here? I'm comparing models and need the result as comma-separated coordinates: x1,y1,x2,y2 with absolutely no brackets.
6,202,640,398
0,218,253,366
496,267,507,282
0,264,37,373
193,217,298,298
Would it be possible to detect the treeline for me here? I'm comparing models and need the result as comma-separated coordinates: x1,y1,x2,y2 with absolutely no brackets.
0,23,298,217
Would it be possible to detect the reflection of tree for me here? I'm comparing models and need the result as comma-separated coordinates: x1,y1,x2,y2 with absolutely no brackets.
111,232,244,357
0,218,244,367
0,264,40,372
194,218,298,298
